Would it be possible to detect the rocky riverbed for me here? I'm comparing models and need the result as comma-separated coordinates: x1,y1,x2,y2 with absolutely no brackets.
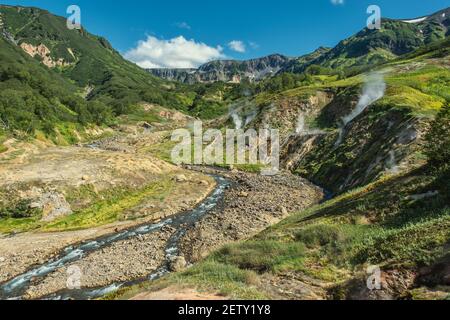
23,226,175,299
179,167,324,262
2,166,323,299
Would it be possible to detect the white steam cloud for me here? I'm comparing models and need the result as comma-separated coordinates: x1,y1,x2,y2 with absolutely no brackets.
296,115,306,135
335,72,386,147
231,112,243,130
386,150,400,174
245,111,257,126
294,114,324,136
343,72,386,126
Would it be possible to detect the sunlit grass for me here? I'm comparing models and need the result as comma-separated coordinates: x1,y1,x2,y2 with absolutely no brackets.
42,178,174,232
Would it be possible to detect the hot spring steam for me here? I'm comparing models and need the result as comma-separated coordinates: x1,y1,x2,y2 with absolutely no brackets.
335,72,386,147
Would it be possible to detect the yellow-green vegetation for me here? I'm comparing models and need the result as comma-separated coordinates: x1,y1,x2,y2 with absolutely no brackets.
145,129,270,174
0,177,175,234
0,215,42,234
0,133,7,153
209,108,450,293
255,52,449,120
32,122,113,146
43,178,174,232
105,260,267,300
378,85,444,116
143,134,179,163
381,64,450,115
118,104,165,125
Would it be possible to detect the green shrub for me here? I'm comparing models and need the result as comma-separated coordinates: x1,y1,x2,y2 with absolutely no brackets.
182,260,259,286
295,224,344,248
425,103,450,170
0,199,40,219
214,241,306,273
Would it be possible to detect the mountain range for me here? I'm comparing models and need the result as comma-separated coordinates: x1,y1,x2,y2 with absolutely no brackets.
148,54,293,84
149,7,450,83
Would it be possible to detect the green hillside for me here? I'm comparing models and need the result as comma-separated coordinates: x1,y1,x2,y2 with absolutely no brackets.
0,34,111,138
281,8,450,75
0,5,201,140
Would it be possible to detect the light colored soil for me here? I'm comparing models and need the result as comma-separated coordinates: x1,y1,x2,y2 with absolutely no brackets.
0,120,324,300
129,286,227,300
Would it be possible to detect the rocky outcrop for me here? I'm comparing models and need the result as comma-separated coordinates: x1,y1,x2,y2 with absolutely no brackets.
148,68,198,84
148,54,293,83
34,192,73,222
19,43,72,68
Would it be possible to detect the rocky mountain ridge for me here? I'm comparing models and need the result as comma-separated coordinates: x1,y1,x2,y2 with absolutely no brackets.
148,54,292,84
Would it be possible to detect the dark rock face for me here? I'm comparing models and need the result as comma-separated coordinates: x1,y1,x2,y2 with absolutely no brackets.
148,54,292,84
147,68,198,84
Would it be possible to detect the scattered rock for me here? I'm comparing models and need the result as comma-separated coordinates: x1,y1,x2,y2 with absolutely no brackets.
169,256,187,272
82,175,90,181
29,202,42,209
180,167,323,265
175,174,187,183
239,191,249,198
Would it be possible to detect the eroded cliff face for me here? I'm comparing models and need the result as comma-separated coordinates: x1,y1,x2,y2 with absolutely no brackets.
147,68,198,84
289,92,428,194
241,86,428,194
291,105,426,193
148,54,293,83
19,43,73,68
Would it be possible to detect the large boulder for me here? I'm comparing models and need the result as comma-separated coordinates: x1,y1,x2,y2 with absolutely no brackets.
169,256,187,272
35,192,73,222
174,174,188,183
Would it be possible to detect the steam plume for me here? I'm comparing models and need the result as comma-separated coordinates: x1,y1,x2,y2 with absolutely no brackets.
335,72,386,147
231,112,243,130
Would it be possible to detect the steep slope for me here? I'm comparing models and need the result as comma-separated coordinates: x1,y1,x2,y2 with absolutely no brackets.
279,47,331,74
148,8,449,86
290,7,450,74
250,40,448,193
148,54,293,84
0,25,115,143
0,5,193,113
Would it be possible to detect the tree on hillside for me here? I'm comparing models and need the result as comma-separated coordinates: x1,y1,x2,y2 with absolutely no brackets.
425,103,450,170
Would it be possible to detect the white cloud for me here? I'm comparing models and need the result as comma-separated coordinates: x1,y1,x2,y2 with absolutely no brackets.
175,22,191,30
228,40,246,53
124,36,225,68
331,0,344,5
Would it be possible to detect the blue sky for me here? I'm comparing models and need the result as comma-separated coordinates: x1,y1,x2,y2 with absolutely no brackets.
1,0,448,67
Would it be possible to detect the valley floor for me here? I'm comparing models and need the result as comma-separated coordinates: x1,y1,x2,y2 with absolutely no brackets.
0,125,322,299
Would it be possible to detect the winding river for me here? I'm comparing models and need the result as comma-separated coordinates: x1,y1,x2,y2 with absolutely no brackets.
0,176,230,300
